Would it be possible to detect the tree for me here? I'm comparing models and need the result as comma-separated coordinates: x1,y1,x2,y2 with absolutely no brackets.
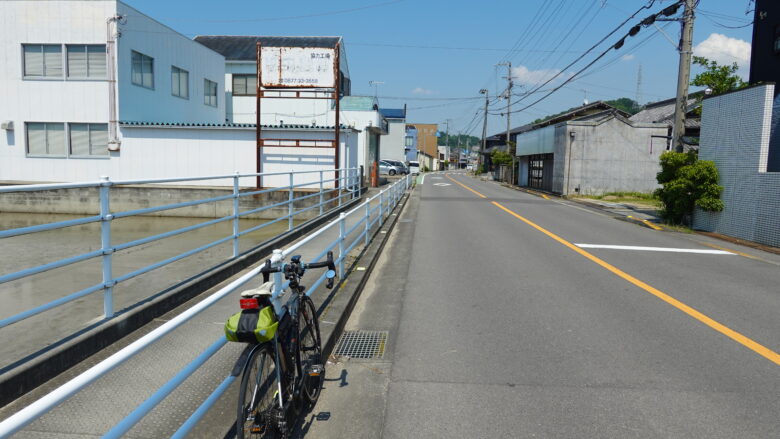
655,151,724,225
690,56,746,95
604,97,642,115
490,149,513,166
690,56,747,115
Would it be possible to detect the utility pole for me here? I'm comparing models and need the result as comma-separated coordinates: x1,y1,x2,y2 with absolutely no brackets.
672,0,696,152
479,89,489,173
498,61,513,183
443,119,451,170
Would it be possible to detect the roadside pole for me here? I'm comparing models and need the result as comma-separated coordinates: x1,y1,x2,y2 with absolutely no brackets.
672,0,696,152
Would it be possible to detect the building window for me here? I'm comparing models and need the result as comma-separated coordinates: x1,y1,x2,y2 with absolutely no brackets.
26,123,66,156
232,74,254,96
204,79,218,107
23,44,62,78
69,123,108,156
67,45,106,79
171,66,189,99
405,136,414,147
131,50,154,89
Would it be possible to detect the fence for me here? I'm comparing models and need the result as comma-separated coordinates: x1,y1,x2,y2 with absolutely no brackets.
0,173,411,438
0,168,360,331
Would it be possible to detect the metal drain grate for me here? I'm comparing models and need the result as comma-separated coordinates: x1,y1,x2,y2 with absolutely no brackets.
333,330,388,359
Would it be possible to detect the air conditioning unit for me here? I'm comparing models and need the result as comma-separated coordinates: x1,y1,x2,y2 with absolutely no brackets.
1,121,13,130
107,141,120,151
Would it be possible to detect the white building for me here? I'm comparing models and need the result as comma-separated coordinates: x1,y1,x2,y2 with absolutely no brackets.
379,108,407,163
0,1,358,188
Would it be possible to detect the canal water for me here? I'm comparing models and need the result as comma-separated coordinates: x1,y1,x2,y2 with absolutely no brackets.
0,212,300,370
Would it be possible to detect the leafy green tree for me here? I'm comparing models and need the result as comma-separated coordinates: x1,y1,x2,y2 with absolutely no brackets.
490,149,513,166
604,97,642,115
655,151,724,224
690,56,745,95
689,56,747,115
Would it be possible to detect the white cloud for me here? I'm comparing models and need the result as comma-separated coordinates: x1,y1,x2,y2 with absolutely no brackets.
412,87,435,95
694,33,751,76
621,54,635,62
511,65,565,86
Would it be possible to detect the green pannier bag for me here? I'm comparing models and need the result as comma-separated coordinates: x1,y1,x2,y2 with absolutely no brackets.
224,306,278,343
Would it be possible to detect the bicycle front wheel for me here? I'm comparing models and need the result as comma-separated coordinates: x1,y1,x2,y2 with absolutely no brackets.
237,344,282,439
296,295,324,405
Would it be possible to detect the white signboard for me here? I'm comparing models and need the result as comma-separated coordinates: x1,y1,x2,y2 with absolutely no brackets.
260,47,336,88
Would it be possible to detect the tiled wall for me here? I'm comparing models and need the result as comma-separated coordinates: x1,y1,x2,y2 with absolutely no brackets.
693,84,780,248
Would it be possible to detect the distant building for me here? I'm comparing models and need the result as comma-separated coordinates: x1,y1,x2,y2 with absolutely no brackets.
408,123,438,171
630,93,701,150
404,125,418,162
379,107,407,163
509,101,668,195
749,0,780,91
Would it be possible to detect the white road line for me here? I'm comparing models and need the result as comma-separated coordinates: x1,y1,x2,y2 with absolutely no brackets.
574,244,734,255
421,174,425,184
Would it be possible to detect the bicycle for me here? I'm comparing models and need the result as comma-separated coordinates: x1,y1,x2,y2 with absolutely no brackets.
230,251,336,439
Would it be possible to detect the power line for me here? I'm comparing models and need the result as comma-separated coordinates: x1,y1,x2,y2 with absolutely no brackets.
507,0,662,110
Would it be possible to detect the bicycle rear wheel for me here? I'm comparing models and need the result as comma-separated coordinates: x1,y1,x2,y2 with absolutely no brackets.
237,344,283,439
296,295,324,405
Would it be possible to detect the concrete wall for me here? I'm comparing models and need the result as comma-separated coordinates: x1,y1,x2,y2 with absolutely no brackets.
693,84,780,247
549,118,667,196
0,184,341,220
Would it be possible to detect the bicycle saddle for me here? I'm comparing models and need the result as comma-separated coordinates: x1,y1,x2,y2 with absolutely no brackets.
240,281,274,298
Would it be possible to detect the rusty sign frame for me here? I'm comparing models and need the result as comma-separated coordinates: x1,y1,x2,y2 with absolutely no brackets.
256,43,341,188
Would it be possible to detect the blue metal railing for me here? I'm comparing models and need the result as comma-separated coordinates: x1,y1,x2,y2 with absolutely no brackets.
0,173,412,438
0,168,360,330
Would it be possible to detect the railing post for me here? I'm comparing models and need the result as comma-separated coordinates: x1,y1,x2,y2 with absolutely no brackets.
338,212,346,277
338,168,343,208
378,190,383,222
232,172,240,258
288,172,294,231
319,170,324,216
99,176,114,319
364,201,370,247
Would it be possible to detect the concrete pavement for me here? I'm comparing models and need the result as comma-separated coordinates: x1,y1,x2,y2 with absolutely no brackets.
308,171,780,438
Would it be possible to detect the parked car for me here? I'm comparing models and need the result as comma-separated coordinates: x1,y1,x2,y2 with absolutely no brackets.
379,160,403,175
408,161,420,175
382,159,409,174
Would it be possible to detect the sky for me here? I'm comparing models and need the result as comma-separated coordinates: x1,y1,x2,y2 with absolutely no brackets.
125,0,756,139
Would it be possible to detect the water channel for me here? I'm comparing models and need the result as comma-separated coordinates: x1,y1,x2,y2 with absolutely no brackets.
0,212,300,370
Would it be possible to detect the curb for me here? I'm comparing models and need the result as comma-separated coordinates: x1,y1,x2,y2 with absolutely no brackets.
317,189,412,359
0,194,366,408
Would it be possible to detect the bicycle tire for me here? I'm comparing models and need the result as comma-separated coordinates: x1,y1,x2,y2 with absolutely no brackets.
237,344,283,439
296,295,324,405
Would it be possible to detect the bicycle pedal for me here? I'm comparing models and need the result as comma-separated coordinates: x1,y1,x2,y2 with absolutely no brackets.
307,364,324,377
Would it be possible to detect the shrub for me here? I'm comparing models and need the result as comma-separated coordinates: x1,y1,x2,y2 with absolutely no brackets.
491,149,513,166
655,151,724,224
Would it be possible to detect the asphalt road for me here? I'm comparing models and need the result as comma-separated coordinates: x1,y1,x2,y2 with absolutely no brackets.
308,171,780,438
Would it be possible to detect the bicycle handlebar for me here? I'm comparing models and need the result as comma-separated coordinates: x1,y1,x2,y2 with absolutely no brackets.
260,251,337,289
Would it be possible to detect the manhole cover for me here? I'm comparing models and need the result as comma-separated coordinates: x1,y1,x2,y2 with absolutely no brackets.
333,330,388,359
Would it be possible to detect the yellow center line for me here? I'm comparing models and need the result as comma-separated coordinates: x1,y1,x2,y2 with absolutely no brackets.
448,175,780,366
445,174,486,198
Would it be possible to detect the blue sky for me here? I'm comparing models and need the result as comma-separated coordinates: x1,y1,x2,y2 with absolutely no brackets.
126,0,755,138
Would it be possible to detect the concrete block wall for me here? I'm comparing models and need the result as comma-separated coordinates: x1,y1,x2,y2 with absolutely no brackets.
693,84,780,248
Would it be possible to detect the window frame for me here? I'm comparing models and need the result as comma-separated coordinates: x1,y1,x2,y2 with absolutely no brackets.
65,44,107,80
204,78,218,107
231,74,255,96
68,123,109,158
22,44,64,79
25,122,67,157
171,65,190,99
131,50,155,89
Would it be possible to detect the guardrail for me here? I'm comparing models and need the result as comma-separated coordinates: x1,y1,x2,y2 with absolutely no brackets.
0,173,412,438
0,168,360,331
